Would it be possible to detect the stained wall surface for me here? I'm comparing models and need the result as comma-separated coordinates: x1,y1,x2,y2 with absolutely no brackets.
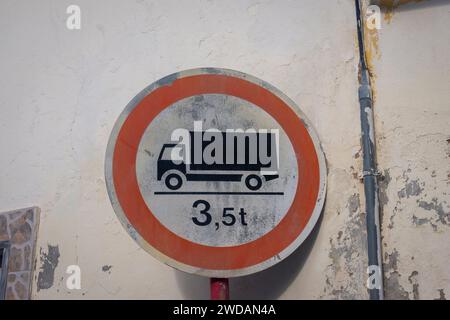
367,0,450,300
0,0,448,300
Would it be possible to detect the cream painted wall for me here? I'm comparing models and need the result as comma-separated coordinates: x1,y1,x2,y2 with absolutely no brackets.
4,0,447,300
367,0,450,300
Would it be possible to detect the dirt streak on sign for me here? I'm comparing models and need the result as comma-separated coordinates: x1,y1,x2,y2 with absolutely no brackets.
105,68,327,277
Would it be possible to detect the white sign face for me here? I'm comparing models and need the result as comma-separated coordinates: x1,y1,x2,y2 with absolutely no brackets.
136,94,298,247
105,68,326,277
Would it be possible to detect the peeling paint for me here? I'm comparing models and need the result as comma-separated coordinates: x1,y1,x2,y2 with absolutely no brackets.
378,169,391,208
417,198,450,226
384,272,409,299
348,194,360,214
37,245,60,291
362,0,450,301
408,270,419,300
436,289,446,300
412,215,433,227
378,169,393,232
384,248,399,272
321,192,367,299
383,249,409,299
398,180,423,199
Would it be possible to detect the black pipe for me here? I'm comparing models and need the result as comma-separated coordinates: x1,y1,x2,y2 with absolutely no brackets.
355,1,367,70
355,0,384,300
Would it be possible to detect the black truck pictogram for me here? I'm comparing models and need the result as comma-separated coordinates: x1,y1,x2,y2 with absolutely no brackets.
157,131,279,190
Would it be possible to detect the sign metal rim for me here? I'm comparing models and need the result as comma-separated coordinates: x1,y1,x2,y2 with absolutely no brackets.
105,68,327,277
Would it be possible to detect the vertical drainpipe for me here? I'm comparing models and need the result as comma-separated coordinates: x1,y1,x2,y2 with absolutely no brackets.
355,0,384,300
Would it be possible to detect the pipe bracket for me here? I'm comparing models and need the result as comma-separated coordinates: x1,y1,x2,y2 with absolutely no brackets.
359,169,382,181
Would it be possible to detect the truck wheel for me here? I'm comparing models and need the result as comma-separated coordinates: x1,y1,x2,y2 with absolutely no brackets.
245,174,262,191
165,173,183,190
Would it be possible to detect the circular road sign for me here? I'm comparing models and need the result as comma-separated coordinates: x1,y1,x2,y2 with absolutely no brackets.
105,68,326,277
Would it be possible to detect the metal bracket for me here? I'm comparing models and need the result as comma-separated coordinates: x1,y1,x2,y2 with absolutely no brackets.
359,169,382,181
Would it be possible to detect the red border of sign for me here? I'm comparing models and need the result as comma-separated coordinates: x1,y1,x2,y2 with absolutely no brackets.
113,74,320,270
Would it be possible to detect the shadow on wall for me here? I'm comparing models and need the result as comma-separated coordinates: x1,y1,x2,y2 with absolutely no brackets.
174,212,324,300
